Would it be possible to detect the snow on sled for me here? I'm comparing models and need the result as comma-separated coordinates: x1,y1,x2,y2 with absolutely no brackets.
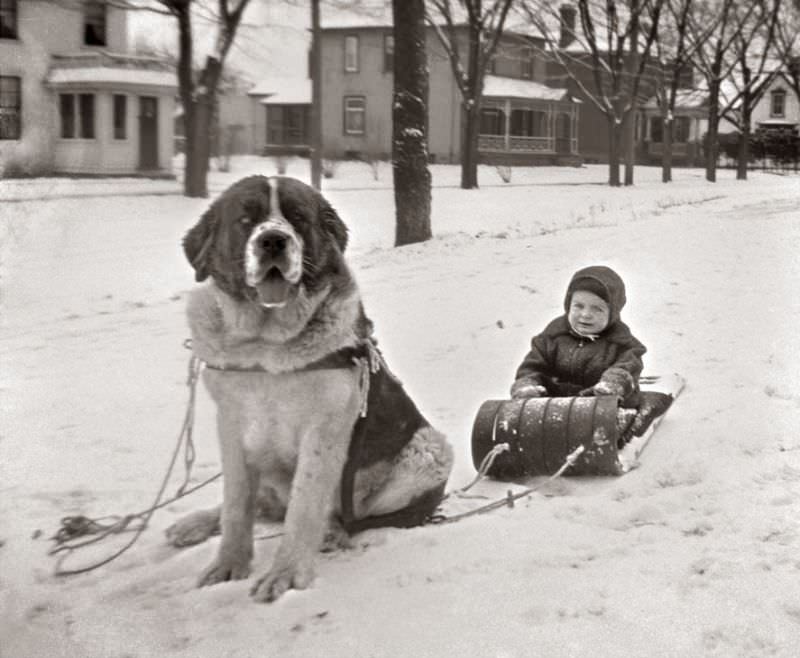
470,374,686,478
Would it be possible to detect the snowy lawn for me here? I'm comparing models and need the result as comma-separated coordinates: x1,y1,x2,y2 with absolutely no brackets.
1,159,800,657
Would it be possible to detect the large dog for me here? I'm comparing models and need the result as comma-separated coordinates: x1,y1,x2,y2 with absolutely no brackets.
167,176,453,603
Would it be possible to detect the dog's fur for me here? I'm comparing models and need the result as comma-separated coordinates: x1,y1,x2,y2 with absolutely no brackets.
168,176,453,602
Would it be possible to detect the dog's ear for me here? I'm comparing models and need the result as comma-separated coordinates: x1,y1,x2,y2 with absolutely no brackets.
183,206,218,282
320,199,348,253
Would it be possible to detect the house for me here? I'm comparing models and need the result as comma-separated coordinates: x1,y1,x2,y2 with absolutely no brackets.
639,88,708,167
0,0,176,177
749,71,799,135
545,4,674,165
248,76,312,156
314,8,579,165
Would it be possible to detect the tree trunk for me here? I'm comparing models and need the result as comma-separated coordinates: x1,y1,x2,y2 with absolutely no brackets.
607,116,622,186
392,0,432,246
705,78,721,183
736,98,751,180
662,113,673,183
460,101,480,189
175,4,198,197
310,0,322,190
460,22,482,190
623,109,635,186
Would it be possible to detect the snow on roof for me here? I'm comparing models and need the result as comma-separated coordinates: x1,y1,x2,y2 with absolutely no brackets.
46,67,176,88
483,75,568,101
250,77,311,104
642,88,709,111
321,1,543,38
321,0,392,29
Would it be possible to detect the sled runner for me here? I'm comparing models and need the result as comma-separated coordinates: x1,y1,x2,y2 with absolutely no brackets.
470,374,686,478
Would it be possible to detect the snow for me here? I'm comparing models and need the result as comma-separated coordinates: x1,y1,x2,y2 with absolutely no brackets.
2,157,800,657
46,68,177,88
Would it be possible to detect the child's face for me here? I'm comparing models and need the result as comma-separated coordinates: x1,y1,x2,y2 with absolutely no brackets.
568,290,610,335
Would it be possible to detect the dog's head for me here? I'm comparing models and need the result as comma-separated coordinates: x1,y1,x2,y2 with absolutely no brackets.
183,176,349,308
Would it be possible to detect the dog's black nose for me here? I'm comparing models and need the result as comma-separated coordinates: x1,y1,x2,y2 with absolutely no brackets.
259,231,288,257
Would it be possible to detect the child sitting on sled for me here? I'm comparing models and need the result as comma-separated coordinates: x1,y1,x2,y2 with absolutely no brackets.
510,265,646,418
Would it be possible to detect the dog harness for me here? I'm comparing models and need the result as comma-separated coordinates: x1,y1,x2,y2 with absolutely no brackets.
202,338,445,534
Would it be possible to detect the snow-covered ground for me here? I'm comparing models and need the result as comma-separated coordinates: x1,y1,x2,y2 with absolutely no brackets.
2,159,799,657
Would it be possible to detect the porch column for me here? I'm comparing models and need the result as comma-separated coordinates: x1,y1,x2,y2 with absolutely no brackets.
572,104,578,154
548,104,554,151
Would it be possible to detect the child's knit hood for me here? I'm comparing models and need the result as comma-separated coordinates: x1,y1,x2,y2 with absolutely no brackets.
563,265,627,327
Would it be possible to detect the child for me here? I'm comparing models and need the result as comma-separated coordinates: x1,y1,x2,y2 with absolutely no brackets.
510,265,646,409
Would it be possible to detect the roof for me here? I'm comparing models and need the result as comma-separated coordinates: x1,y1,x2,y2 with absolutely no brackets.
483,75,569,101
321,1,543,38
249,77,311,105
46,67,176,88
46,51,176,89
642,88,709,111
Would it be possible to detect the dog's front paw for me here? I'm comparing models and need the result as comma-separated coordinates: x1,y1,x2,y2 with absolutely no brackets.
197,553,251,587
166,508,221,548
250,558,315,603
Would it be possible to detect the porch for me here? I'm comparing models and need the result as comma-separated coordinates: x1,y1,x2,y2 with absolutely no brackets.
477,76,580,165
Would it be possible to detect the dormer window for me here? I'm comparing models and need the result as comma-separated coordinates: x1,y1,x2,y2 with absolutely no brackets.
344,35,359,72
0,0,17,40
771,89,786,118
84,0,106,47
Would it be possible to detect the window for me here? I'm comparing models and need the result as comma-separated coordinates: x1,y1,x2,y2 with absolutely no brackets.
0,0,17,39
343,96,365,135
673,116,690,143
59,93,95,139
384,34,394,73
113,94,127,139
479,108,505,136
0,75,21,139
521,47,533,79
510,109,547,137
771,89,786,118
84,0,106,46
344,35,359,72
649,117,663,143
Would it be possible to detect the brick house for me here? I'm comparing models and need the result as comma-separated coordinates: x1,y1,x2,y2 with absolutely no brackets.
0,0,176,177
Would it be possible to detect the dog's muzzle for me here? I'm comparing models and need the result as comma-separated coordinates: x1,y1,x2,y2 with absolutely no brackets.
245,224,303,308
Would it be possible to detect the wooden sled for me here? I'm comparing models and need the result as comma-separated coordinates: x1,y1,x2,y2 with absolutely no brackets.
470,374,686,478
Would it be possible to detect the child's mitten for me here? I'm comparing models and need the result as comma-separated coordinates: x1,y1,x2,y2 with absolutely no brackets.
510,381,548,399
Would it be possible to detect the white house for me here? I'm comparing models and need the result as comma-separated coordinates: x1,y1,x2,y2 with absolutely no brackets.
0,0,176,177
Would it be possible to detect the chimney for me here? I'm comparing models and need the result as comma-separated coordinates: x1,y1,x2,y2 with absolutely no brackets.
559,4,576,49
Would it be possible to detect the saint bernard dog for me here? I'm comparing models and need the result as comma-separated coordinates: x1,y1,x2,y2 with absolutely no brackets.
166,175,453,603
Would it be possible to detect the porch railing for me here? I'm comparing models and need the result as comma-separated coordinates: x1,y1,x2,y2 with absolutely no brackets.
479,135,554,152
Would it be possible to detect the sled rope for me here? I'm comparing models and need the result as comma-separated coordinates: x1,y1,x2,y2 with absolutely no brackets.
431,445,585,525
50,354,221,576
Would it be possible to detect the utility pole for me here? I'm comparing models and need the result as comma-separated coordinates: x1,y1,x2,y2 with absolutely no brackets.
310,0,322,190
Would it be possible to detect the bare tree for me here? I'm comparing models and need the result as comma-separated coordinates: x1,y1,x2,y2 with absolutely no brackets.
686,0,778,182
392,0,433,244
523,0,664,187
426,0,516,189
718,0,781,180
650,0,712,182
127,0,252,197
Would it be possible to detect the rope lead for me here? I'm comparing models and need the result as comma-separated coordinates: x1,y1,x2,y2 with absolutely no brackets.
50,354,219,576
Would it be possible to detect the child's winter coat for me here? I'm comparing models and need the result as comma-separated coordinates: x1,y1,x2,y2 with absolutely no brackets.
511,266,646,408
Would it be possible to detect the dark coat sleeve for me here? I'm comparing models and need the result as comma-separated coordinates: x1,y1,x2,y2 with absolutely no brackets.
511,332,555,392
597,328,646,400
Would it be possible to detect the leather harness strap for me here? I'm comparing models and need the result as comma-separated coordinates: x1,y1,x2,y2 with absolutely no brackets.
199,339,442,534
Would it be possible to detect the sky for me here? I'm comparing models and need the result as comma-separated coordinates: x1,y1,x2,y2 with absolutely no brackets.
128,2,312,82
